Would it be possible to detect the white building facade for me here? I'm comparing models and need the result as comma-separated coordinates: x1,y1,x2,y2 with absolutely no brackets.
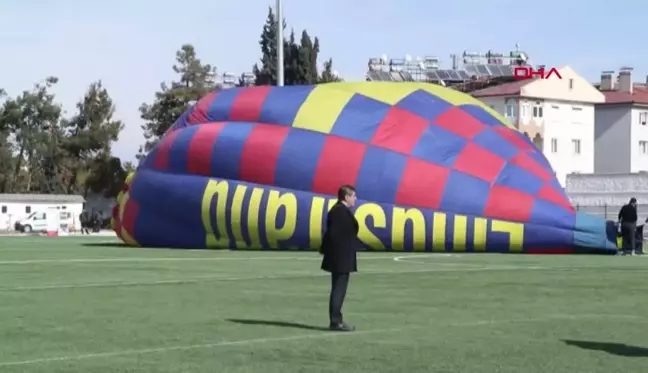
594,69,648,173
472,66,605,186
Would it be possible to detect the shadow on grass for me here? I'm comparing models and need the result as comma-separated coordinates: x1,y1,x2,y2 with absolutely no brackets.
227,318,329,331
81,242,132,248
563,340,648,357
80,243,229,250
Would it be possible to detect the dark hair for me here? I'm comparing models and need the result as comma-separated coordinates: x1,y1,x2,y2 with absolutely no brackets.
337,185,356,201
630,197,637,204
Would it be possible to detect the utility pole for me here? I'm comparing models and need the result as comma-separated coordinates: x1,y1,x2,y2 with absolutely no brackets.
276,0,284,86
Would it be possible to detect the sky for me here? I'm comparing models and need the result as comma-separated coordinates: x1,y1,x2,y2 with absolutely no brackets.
0,0,646,163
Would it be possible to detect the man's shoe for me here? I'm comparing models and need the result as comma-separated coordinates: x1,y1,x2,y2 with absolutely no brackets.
329,322,355,332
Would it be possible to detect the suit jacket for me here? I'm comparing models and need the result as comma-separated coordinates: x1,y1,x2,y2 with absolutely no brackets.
320,201,360,273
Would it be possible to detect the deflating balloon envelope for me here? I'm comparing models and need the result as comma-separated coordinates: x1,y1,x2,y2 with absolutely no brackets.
112,82,617,254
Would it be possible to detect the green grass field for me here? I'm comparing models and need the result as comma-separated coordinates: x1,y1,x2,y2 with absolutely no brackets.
1,236,647,373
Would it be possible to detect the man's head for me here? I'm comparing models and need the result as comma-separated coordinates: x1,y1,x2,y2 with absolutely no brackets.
630,197,637,207
337,185,357,207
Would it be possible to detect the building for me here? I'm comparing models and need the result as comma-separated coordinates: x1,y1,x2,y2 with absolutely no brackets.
594,68,648,174
0,194,85,231
470,66,605,186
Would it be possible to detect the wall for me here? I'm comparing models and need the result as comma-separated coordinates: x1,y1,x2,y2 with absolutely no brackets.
478,97,506,116
630,107,648,172
594,105,631,173
543,100,595,185
566,172,648,224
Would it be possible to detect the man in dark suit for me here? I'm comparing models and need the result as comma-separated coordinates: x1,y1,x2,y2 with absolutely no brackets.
320,185,360,332
618,197,638,255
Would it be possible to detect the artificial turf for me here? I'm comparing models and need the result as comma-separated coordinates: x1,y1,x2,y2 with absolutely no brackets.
0,236,647,372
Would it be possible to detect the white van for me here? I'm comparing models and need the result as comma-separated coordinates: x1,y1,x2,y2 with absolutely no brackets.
17,210,74,233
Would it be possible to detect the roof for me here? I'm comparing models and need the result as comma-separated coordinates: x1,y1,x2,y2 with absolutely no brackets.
0,194,85,204
598,85,648,105
470,80,531,98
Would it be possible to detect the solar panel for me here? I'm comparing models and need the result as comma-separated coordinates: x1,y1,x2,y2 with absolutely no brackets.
455,70,470,81
500,65,514,76
378,71,393,81
400,71,415,81
447,71,463,80
457,70,471,80
487,65,504,76
476,64,491,76
464,64,479,76
426,71,440,81
367,71,381,81
436,70,451,80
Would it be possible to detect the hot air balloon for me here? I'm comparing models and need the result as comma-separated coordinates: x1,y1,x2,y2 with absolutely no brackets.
112,82,617,254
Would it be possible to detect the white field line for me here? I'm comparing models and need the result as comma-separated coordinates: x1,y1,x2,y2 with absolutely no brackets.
0,255,403,265
0,313,643,368
0,264,601,292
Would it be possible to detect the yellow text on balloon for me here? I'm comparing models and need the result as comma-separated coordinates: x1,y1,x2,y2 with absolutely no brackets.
200,179,524,252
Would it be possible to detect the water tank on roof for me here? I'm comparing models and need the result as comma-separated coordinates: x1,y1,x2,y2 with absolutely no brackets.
222,72,236,85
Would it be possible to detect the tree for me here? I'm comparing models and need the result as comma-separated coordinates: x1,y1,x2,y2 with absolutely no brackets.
138,44,218,161
253,8,280,86
0,88,13,192
0,132,13,193
319,58,342,83
85,155,130,198
0,77,130,197
0,77,62,193
253,8,340,86
61,81,124,195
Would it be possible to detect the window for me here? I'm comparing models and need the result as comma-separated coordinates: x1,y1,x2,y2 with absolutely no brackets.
640,112,648,125
1,206,6,214
640,140,648,155
25,206,31,214
569,79,574,89
505,104,516,117
572,139,581,155
551,138,558,153
532,102,543,118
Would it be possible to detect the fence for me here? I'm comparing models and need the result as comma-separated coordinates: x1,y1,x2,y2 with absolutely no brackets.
573,204,623,221
574,204,647,241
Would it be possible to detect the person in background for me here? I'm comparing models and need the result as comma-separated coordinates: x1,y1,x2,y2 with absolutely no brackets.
634,217,648,255
79,211,90,235
319,185,360,332
618,198,638,255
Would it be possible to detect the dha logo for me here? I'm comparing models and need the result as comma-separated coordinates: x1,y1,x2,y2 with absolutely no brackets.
514,66,562,80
